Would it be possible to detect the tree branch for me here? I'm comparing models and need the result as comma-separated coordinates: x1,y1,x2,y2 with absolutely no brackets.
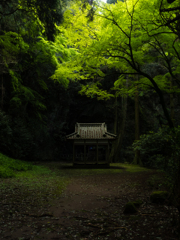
160,6,180,12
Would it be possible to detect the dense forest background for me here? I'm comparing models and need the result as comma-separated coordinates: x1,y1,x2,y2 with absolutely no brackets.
1,0,180,172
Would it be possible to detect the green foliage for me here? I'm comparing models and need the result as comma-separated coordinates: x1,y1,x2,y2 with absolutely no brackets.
0,112,36,160
0,0,67,41
0,166,15,178
0,23,74,160
10,118,35,159
133,128,170,167
121,164,150,173
0,154,69,205
79,82,114,100
0,0,72,111
0,153,33,178
107,0,117,4
132,127,180,185
147,175,165,188
52,0,180,131
0,111,12,151
0,0,81,162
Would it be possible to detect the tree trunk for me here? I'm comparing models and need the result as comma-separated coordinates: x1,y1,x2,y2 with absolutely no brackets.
134,84,140,164
110,78,128,162
170,77,175,125
139,70,174,128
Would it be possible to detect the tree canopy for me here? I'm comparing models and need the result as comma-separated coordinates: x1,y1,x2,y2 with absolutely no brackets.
0,0,77,159
52,0,180,128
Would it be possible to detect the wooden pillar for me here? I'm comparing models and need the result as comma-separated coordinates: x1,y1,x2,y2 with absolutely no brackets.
96,140,98,164
114,96,118,135
84,140,86,164
107,142,110,164
73,141,75,164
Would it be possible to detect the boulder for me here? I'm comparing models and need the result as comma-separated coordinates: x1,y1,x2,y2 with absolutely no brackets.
150,191,169,204
132,200,143,208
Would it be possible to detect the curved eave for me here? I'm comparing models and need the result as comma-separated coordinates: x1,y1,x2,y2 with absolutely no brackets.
66,132,116,140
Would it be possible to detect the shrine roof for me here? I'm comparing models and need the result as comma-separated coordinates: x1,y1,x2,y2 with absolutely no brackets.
66,122,116,140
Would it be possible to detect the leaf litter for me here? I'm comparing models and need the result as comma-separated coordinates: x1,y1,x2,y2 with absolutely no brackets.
0,164,179,240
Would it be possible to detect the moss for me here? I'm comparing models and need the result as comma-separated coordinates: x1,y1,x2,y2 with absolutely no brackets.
123,202,138,214
150,191,169,204
132,200,143,207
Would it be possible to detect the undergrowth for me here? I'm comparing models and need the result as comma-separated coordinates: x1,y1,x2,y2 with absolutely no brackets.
0,153,69,200
0,152,152,180
0,153,33,178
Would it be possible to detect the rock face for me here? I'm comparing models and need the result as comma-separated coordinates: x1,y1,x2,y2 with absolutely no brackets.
150,191,169,204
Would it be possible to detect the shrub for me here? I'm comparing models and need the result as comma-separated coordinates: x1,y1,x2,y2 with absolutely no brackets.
0,111,12,154
132,126,180,186
0,166,15,178
0,153,33,178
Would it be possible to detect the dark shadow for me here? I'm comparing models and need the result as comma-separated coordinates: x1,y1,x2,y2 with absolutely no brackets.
60,164,126,170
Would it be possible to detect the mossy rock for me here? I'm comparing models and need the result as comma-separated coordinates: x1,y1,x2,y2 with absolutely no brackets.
132,200,143,208
150,191,169,204
123,202,138,214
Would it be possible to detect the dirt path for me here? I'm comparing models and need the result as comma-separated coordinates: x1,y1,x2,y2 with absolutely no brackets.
0,170,179,240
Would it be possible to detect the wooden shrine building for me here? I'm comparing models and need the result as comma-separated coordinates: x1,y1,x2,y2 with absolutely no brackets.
66,123,116,165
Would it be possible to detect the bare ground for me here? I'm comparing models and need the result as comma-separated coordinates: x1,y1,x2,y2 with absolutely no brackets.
0,165,179,240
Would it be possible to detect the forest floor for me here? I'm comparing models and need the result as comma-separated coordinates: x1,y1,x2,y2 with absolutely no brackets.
0,162,179,240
